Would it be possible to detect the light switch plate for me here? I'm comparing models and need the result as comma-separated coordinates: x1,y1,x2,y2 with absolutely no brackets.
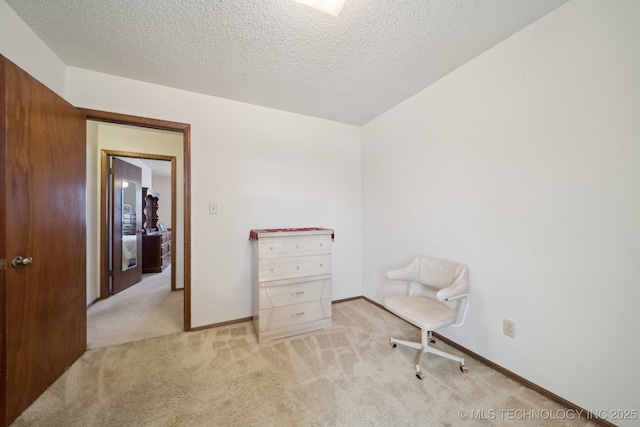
209,203,217,215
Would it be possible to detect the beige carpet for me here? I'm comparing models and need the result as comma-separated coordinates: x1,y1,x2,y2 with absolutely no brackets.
12,299,596,427
87,266,183,349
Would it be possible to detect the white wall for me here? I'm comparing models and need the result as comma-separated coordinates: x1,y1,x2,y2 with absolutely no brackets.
362,0,640,422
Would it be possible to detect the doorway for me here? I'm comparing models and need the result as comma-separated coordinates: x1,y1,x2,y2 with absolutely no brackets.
82,109,192,337
90,152,179,348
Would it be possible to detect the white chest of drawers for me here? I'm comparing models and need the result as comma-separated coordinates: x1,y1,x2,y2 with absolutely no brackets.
250,228,333,343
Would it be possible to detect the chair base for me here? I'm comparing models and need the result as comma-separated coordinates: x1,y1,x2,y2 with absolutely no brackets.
390,331,467,379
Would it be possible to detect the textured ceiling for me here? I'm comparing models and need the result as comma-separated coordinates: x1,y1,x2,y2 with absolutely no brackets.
6,0,567,125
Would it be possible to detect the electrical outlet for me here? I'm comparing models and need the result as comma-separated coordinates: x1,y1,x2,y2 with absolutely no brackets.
503,319,516,338
209,203,217,215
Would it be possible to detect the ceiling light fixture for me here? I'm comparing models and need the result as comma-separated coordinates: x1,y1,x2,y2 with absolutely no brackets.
293,0,346,17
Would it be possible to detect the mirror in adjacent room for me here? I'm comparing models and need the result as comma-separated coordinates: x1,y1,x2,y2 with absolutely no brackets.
121,179,137,271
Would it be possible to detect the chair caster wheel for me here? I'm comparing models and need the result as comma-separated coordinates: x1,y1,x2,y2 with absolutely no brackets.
391,342,397,348
416,371,425,380
460,365,468,373
430,339,436,344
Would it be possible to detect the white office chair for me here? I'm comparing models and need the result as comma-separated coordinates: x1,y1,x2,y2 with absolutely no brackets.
384,255,470,379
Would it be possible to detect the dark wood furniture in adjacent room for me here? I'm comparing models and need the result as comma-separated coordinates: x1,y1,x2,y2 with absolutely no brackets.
142,187,160,232
142,231,171,273
141,187,171,273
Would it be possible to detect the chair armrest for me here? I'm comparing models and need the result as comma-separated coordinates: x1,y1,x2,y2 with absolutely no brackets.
448,293,470,327
386,257,420,282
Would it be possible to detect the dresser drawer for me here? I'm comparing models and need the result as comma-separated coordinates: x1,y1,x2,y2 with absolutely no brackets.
161,254,170,267
258,258,307,281
285,238,309,253
258,239,286,257
306,255,331,276
308,235,332,253
258,254,331,281
258,235,332,260
260,300,329,331
258,279,330,309
259,238,306,259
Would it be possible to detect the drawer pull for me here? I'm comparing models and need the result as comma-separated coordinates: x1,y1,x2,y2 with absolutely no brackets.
296,266,300,270
320,264,323,267
291,312,305,318
270,246,274,250
270,268,274,272
291,291,305,297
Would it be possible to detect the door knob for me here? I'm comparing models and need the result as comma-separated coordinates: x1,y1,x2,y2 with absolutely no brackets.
11,256,33,268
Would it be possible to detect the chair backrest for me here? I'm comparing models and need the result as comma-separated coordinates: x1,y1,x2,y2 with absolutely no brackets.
387,255,469,301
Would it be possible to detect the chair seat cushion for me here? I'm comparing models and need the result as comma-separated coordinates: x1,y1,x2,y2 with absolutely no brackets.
385,295,456,331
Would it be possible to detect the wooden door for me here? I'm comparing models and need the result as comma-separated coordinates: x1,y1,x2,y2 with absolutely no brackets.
111,157,142,294
0,57,86,426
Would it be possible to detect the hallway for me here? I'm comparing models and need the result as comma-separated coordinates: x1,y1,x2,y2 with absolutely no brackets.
87,266,183,349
